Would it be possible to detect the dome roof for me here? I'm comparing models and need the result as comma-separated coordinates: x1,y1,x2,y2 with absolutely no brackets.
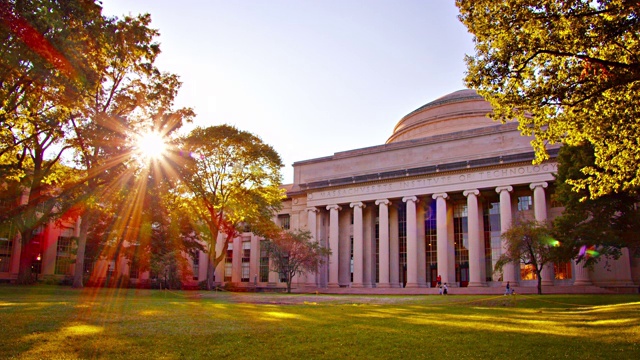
386,89,495,144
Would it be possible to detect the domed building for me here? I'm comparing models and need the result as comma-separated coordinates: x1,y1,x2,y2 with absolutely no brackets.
255,89,636,293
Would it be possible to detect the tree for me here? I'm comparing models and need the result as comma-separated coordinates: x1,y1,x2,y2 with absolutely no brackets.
172,125,284,290
457,0,640,198
67,13,193,288
495,219,559,294
552,143,640,266
0,0,104,283
264,229,330,293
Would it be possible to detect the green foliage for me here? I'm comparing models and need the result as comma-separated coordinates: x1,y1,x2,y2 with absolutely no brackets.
173,125,284,289
553,144,640,264
457,0,640,197
495,219,559,294
264,229,330,293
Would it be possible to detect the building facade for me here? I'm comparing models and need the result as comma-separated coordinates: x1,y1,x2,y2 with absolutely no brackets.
2,89,637,291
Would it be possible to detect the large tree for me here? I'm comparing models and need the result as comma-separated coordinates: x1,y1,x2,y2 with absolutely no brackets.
265,229,330,293
495,219,559,295
457,0,640,198
0,0,104,283
552,143,640,265
172,125,284,290
67,13,193,288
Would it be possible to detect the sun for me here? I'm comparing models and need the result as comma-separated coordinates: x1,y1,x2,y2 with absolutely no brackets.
135,131,167,161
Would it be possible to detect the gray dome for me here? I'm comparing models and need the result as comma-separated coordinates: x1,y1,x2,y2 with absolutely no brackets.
387,89,495,144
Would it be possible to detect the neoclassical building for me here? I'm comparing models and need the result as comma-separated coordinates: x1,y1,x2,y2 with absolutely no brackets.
267,89,637,291
2,89,637,291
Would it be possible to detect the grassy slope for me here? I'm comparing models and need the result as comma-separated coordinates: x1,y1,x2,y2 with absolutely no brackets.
0,286,638,359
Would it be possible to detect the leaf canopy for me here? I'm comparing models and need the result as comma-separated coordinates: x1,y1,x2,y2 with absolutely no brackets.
457,0,640,197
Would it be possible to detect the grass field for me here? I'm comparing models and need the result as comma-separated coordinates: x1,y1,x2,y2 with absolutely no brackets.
0,285,638,359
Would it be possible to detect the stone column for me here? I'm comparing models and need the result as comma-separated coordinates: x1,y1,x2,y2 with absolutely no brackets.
403,196,419,288
306,207,318,287
350,202,365,288
464,189,485,287
433,193,449,285
232,237,241,283
402,196,419,288
376,199,390,288
250,234,260,286
389,204,400,287
530,182,554,285
496,186,516,284
573,261,593,286
326,204,341,288
416,201,427,287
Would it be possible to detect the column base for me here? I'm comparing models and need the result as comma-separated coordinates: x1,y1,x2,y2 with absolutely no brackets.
541,280,554,286
573,280,593,286
391,283,401,288
328,282,340,288
405,282,420,288
376,283,391,288
351,283,364,288
467,282,487,287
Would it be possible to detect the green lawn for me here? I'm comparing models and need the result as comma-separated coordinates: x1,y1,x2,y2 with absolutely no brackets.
0,286,638,359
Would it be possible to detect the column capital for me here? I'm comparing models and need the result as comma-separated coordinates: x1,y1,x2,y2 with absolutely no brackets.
349,202,365,209
326,204,342,211
402,196,418,203
432,192,448,200
306,206,318,213
463,189,480,197
375,199,390,206
496,185,513,194
530,181,548,190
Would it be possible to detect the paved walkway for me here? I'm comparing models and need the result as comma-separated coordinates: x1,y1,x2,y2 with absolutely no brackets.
294,285,637,295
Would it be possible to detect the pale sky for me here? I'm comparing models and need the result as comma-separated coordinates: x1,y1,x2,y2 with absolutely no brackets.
101,1,476,184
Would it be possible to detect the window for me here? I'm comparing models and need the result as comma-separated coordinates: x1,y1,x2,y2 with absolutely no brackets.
555,262,572,280
517,196,532,211
241,241,250,282
192,251,199,281
129,260,139,279
55,231,74,275
350,236,354,282
375,216,379,284
520,264,537,280
424,201,437,285
483,201,502,282
398,205,407,286
225,243,233,282
0,223,15,273
260,241,269,282
278,214,290,230
107,261,115,279
453,203,469,285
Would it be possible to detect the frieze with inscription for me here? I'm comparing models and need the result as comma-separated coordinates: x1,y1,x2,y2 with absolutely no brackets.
308,163,557,201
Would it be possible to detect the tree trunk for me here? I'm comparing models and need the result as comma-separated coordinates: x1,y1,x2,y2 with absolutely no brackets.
73,217,90,288
207,256,215,290
16,230,34,285
536,269,543,295
17,246,34,285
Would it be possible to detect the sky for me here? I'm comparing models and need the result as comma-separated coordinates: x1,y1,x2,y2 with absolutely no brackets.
100,1,476,184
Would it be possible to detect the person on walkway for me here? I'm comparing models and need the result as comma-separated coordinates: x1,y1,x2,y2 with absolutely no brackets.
505,281,511,295
438,284,443,295
437,275,442,286
443,283,448,295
